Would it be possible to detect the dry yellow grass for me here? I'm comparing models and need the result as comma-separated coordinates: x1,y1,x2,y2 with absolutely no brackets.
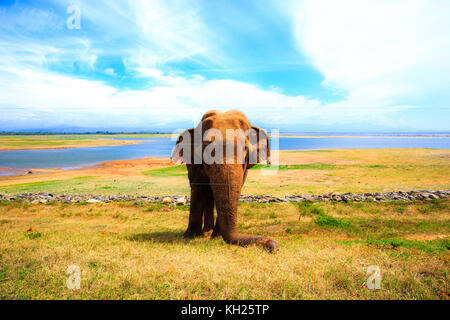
0,200,448,299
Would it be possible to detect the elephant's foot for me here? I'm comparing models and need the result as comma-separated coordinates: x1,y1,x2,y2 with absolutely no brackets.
211,226,221,238
202,223,214,237
235,237,279,253
202,229,213,237
182,228,204,239
259,239,279,254
211,231,221,238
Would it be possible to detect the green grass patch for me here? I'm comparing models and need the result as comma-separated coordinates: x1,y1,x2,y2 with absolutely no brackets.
0,176,93,193
24,232,43,239
251,163,336,170
142,165,187,177
336,238,450,253
0,266,9,282
144,203,167,212
294,202,324,218
315,214,352,229
366,238,449,253
294,202,353,229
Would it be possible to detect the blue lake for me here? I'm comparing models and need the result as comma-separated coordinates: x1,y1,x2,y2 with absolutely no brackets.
0,135,449,173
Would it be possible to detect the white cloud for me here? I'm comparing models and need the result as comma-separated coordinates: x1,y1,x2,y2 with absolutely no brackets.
285,0,450,107
1,0,229,74
0,64,310,126
135,68,163,79
1,1,448,131
103,68,116,76
0,60,409,131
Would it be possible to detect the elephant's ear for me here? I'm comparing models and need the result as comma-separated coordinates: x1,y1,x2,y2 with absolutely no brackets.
247,126,270,169
171,128,194,164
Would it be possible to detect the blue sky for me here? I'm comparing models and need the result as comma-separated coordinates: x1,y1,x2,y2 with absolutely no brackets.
0,0,449,132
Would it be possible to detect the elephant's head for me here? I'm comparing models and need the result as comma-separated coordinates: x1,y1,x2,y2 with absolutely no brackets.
171,110,278,253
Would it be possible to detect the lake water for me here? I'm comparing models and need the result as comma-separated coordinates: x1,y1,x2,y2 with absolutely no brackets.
0,134,449,174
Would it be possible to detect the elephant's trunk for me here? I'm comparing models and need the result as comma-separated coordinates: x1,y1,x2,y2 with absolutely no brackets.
207,164,279,253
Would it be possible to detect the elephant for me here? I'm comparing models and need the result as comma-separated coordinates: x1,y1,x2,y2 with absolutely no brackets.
171,110,279,253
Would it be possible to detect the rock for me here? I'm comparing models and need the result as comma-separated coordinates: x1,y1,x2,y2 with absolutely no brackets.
86,199,101,203
162,197,172,204
0,190,449,205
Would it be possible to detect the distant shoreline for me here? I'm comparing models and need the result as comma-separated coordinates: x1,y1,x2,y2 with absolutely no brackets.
0,138,143,151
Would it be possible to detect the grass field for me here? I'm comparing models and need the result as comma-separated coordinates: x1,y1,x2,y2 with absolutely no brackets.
0,145,449,299
0,199,448,299
1,148,449,196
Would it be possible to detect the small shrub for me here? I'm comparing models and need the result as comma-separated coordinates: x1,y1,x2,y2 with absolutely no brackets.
267,211,277,219
315,214,351,228
89,261,101,269
25,231,42,239
310,206,325,216
113,212,128,220
0,266,9,282
418,206,432,214
295,202,324,219
144,204,166,212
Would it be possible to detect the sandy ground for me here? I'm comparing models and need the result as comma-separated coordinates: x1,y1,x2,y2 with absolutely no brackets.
0,150,352,184
0,157,173,185
272,150,358,165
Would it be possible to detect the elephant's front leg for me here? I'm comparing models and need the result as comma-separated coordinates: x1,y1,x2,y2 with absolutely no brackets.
182,185,204,238
211,217,222,238
202,185,215,236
